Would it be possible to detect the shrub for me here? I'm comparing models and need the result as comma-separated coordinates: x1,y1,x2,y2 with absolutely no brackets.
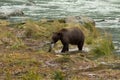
22,70,42,80
85,36,94,45
53,71,65,80
91,33,114,57
23,20,47,39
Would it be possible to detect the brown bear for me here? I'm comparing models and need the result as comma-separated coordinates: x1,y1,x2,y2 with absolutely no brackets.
48,27,85,53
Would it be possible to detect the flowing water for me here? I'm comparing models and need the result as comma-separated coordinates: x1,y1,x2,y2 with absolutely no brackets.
0,0,120,54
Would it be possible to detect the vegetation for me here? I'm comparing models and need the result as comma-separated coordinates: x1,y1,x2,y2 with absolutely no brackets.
0,19,119,80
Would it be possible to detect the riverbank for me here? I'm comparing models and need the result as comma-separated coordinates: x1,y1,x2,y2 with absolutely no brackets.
0,18,119,80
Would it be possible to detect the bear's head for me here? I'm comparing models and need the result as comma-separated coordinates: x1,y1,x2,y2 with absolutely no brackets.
51,32,62,43
48,32,62,52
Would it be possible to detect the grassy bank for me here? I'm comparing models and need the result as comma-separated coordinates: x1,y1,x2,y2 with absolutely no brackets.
0,19,119,80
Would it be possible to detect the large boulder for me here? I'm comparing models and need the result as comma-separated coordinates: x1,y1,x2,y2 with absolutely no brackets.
7,9,24,17
64,16,95,27
0,12,9,19
57,16,96,32
0,9,24,19
25,0,36,6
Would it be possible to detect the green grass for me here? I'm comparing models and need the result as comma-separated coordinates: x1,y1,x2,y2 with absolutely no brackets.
53,71,65,80
55,55,72,63
0,19,117,80
90,33,114,58
22,69,43,80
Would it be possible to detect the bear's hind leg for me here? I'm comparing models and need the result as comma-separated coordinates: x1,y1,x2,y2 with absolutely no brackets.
77,42,84,51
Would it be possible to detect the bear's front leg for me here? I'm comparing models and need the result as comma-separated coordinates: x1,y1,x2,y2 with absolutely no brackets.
61,44,69,52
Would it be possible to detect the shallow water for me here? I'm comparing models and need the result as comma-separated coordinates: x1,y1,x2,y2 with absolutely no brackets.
0,0,120,54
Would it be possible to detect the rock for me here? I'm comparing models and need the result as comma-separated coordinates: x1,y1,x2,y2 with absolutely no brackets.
0,9,24,19
25,0,36,6
57,16,96,28
8,9,24,17
56,16,96,32
45,60,58,67
0,12,9,19
65,16,95,26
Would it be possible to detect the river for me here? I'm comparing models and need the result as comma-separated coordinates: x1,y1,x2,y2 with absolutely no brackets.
0,0,120,54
